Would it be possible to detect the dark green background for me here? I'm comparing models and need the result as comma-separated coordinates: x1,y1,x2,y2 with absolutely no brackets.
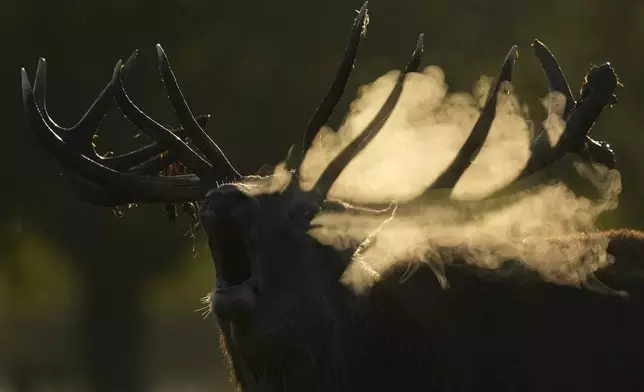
1,0,642,390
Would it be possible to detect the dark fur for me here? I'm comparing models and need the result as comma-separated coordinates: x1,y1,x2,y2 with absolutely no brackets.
209,185,644,392
19,4,634,390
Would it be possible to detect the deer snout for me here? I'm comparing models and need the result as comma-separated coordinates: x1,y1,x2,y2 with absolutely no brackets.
200,184,259,322
201,184,256,215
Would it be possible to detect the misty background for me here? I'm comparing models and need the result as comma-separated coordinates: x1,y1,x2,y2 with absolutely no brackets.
1,0,643,390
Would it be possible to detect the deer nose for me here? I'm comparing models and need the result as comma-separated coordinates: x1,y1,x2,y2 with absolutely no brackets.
200,184,258,227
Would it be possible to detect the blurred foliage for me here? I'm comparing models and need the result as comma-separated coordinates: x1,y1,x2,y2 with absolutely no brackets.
0,220,79,317
1,0,643,390
142,246,214,315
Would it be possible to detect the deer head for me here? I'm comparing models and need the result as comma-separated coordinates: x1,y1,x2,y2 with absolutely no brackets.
21,2,621,390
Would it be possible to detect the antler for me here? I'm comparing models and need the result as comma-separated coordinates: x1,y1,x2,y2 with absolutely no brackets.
427,45,519,191
22,2,618,213
310,34,424,202
286,2,370,174
21,45,239,206
284,1,424,203
298,34,619,207
517,40,618,177
417,40,619,202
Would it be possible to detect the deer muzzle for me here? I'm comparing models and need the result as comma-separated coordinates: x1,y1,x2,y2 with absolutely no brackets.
201,185,259,321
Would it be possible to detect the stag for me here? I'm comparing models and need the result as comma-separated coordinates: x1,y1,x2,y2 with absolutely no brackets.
21,2,644,391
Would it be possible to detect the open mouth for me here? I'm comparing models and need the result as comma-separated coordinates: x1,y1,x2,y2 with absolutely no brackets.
200,186,259,321
213,215,254,292
205,210,258,321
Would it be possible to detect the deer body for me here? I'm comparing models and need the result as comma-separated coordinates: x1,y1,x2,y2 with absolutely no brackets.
21,2,641,391
209,180,644,392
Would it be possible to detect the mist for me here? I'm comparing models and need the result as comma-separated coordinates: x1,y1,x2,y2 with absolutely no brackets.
279,62,623,294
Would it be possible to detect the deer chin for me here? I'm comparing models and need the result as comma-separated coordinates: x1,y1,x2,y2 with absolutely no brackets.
213,274,257,323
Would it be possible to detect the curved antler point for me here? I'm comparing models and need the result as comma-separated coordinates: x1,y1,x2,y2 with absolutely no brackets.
35,58,47,82
156,43,166,58
532,39,550,54
156,45,172,72
113,59,124,74
111,60,126,88
356,2,368,21
20,68,31,90
503,46,519,73
509,45,519,57
122,51,138,71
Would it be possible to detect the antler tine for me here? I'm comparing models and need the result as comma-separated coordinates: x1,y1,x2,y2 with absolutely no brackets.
475,46,619,201
32,51,210,174
532,39,576,118
33,56,120,157
105,114,210,171
526,41,618,175
548,63,619,164
509,40,574,173
22,68,206,204
112,58,217,181
129,152,178,175
404,34,425,74
516,57,619,179
530,41,616,171
310,34,425,202
286,1,370,173
156,44,241,179
425,45,519,192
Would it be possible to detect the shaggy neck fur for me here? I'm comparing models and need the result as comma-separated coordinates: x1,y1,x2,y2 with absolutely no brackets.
219,229,644,392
